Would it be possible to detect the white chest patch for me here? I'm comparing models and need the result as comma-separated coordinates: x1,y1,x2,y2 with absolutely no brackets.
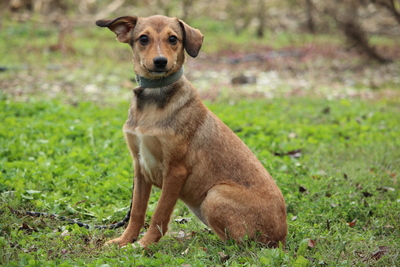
124,126,164,186
138,134,157,178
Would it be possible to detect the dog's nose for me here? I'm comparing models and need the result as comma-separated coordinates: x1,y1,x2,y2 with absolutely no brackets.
153,56,168,69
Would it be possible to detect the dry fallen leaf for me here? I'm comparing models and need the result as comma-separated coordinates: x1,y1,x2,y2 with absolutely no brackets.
347,218,357,227
354,250,364,259
371,246,390,260
218,252,230,262
181,247,190,256
61,230,70,237
384,171,396,178
20,223,31,230
274,149,302,158
308,239,316,248
377,186,395,192
176,230,186,240
19,223,38,233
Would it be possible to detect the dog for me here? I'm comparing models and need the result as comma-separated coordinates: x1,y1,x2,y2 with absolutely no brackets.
96,15,287,249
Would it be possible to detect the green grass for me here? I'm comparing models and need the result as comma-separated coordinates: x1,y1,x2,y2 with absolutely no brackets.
1,95,399,266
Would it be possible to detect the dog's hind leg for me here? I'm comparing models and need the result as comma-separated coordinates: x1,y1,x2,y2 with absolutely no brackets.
200,184,287,247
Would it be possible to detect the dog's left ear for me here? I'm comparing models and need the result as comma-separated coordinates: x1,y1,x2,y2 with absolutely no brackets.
178,20,204,58
96,16,138,43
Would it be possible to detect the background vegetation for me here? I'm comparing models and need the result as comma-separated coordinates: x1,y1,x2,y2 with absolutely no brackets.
1,1,399,266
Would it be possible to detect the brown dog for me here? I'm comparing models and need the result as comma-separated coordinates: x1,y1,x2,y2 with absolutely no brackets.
96,15,287,248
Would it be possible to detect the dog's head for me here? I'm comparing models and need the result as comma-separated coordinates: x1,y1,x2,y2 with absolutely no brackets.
96,15,204,79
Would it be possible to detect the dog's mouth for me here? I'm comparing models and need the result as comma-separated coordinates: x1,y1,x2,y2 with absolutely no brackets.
143,66,169,77
146,65,177,78
150,70,167,76
140,62,178,79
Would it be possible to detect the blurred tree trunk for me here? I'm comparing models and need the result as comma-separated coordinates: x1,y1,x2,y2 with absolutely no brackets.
341,21,391,63
256,0,267,38
229,0,253,35
181,0,194,21
341,0,391,63
371,0,400,24
8,0,32,11
156,0,172,17
305,0,315,33
6,0,67,14
318,0,391,63
94,0,125,20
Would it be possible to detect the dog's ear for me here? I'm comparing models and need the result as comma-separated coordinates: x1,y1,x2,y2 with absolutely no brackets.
178,20,204,58
96,16,138,43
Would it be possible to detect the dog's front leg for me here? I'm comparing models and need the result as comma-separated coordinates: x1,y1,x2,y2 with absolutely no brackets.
105,166,152,247
137,164,188,248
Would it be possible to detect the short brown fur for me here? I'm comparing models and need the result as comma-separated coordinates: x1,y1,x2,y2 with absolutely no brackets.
96,15,287,248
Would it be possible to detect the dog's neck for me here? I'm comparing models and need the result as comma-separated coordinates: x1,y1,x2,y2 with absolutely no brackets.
136,68,184,88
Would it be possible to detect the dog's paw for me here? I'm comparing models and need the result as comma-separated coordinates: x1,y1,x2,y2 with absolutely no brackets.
104,237,129,248
136,240,147,248
104,239,119,247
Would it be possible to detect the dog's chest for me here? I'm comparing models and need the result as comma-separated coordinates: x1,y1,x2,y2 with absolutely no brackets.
127,128,164,187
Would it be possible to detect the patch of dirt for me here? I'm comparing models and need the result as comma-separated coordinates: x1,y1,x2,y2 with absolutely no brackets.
185,42,400,101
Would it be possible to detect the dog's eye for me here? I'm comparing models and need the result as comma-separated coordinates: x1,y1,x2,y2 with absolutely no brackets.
168,36,178,45
139,35,149,45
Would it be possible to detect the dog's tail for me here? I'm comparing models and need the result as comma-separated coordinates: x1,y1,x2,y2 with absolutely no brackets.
8,202,131,230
